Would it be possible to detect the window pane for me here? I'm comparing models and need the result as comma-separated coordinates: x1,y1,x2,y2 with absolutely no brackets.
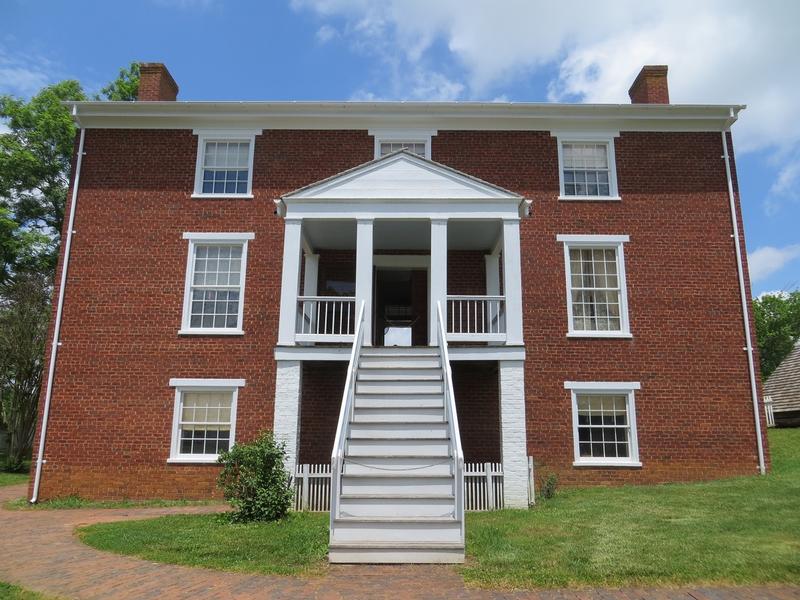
200,141,250,194
379,141,426,157
178,391,234,456
575,393,630,459
562,142,612,196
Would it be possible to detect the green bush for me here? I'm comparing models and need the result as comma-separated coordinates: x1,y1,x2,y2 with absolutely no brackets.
539,472,558,500
217,431,294,522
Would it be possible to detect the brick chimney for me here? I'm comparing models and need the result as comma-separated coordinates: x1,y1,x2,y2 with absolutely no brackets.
137,63,179,101
628,65,669,104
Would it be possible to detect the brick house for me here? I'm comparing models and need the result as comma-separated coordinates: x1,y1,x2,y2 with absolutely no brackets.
29,63,768,562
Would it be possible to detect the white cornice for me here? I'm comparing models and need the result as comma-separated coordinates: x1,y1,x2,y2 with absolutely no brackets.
68,101,744,132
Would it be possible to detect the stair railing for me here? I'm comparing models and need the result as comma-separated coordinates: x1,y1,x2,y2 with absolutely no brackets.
330,300,366,527
436,301,466,539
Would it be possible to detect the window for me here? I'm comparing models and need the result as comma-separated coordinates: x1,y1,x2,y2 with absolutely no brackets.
369,129,436,160
192,130,259,198
554,134,620,200
565,382,641,467
557,234,631,338
379,141,427,157
180,232,254,335
168,378,243,463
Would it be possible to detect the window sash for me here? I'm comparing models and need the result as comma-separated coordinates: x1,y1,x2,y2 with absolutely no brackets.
171,387,238,460
567,246,624,332
556,137,618,199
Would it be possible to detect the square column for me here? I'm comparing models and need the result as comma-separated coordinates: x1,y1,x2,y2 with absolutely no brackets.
278,219,303,346
502,218,524,345
355,219,374,346
273,360,302,473
485,254,500,296
499,360,529,507
303,253,319,295
429,218,448,345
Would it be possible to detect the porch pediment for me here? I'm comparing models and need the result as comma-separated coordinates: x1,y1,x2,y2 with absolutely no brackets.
281,150,524,202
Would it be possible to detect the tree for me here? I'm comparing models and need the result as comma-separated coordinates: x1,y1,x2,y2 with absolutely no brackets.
753,291,800,379
96,62,140,102
0,273,50,470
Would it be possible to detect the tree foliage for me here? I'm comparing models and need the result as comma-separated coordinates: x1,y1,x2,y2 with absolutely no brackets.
96,62,140,102
217,431,294,522
753,291,800,379
0,272,50,470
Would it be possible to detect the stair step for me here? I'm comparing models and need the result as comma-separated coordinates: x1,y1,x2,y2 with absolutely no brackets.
360,347,440,357
354,395,444,409
357,368,442,381
328,543,464,564
340,493,454,499
343,456,452,476
347,438,450,456
351,408,445,423
330,517,462,544
359,357,441,369
356,380,443,395
349,428,449,440
335,516,457,523
341,474,454,496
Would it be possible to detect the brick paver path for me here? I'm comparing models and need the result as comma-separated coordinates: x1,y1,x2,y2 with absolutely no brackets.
1,484,798,600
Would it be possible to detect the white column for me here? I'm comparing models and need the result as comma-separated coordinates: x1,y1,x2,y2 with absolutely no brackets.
485,254,500,296
278,219,303,346
502,218,524,345
499,360,529,508
303,253,319,296
429,218,448,345
355,219,374,345
273,360,302,473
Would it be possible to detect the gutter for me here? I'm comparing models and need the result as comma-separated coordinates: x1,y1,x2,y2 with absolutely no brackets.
720,119,766,475
30,110,86,503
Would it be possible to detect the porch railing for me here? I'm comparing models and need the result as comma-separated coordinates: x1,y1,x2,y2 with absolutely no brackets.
296,296,356,342
446,295,506,342
293,461,505,512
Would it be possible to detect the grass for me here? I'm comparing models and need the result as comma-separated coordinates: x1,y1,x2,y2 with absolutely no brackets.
5,495,220,510
76,429,800,588
462,428,800,589
0,471,28,487
0,582,60,600
78,512,330,576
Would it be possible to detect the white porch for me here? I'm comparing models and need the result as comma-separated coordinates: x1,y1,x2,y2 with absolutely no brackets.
272,151,531,525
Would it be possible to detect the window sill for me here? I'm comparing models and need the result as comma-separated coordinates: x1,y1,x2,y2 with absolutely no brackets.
191,193,254,200
178,329,244,336
573,460,642,468
167,456,221,464
566,332,633,339
558,195,622,202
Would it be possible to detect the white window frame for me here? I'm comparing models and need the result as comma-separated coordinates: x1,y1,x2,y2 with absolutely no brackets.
553,132,621,201
179,232,254,336
557,234,631,339
168,378,244,463
192,129,261,199
565,381,641,468
369,128,437,160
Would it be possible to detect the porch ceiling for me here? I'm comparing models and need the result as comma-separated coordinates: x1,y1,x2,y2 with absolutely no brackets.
303,219,502,251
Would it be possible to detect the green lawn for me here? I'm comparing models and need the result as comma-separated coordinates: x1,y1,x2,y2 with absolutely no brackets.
78,429,800,588
0,581,60,600
463,428,800,588
0,472,28,487
5,495,219,511
79,512,330,576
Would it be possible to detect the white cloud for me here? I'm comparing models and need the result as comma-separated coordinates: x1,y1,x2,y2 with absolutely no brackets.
0,48,57,96
748,245,800,283
316,24,339,43
292,0,800,212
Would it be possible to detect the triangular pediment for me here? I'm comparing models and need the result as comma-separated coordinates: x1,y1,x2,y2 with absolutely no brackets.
282,150,523,201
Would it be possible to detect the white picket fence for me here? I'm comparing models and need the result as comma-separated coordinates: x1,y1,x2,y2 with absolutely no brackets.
293,461,506,512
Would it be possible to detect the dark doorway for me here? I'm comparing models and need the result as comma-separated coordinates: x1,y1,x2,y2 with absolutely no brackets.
373,268,428,346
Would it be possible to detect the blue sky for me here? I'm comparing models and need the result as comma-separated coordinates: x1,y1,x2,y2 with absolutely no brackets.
3,0,798,296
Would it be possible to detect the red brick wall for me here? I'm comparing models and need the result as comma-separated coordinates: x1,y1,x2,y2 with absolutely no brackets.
452,362,501,462
298,362,346,464
448,251,486,295
31,126,768,499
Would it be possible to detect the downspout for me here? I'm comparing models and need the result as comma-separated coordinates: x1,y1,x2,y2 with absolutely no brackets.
721,122,766,475
30,111,86,503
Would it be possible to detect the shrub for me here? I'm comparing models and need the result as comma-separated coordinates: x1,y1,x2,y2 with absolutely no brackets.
217,431,294,522
539,472,558,500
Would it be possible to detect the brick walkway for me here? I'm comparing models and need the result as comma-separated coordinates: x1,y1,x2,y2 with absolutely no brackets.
1,484,798,600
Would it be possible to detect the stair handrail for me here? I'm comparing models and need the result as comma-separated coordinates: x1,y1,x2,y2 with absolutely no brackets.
436,301,465,537
330,300,366,526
